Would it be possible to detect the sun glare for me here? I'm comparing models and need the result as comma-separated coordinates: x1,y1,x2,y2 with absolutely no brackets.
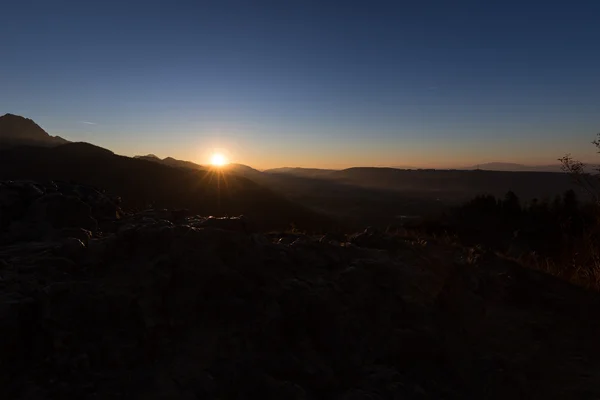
210,153,228,167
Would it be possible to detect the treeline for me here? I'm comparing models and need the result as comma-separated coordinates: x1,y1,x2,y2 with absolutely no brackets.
421,189,597,263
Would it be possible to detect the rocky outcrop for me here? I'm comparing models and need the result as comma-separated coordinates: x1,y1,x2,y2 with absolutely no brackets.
0,180,122,243
2,181,600,399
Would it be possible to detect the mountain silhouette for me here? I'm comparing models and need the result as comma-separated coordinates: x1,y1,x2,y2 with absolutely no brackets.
135,153,160,160
133,155,265,178
0,115,334,230
0,113,69,148
467,162,564,172
132,155,274,184
134,154,206,170
0,143,334,230
2,114,580,230
264,167,337,178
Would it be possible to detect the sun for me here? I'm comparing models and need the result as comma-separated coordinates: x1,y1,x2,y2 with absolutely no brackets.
210,153,228,167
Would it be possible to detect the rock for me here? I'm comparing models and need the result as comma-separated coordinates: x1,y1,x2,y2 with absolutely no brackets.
0,181,46,229
364,226,379,235
290,236,310,246
54,227,93,245
28,193,97,231
58,237,87,259
277,233,308,245
278,236,295,245
320,232,345,245
199,215,250,232
251,233,271,246
339,389,381,400
0,180,123,238
137,208,171,221
7,220,52,242
348,229,402,251
0,241,61,260
169,209,191,222
86,237,114,262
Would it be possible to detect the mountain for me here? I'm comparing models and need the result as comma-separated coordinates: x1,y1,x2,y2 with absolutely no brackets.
467,162,564,172
162,156,205,170
2,115,583,230
264,167,337,178
134,154,160,161
223,163,264,179
322,167,578,202
205,164,583,227
132,156,267,178
132,155,267,180
0,142,335,231
134,154,205,170
0,113,69,148
390,165,420,170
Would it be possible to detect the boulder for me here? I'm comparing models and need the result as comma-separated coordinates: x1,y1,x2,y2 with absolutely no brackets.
0,181,45,229
28,193,97,232
54,227,93,246
319,232,346,245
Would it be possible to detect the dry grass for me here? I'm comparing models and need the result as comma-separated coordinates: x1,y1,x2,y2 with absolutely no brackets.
508,232,600,291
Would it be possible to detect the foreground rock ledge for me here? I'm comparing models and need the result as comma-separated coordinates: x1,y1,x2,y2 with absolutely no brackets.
2,180,600,399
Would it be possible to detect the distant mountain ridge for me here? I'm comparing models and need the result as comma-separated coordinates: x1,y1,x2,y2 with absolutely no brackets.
1,114,582,229
467,162,564,172
134,154,205,170
132,156,269,180
0,113,572,174
263,167,337,178
0,113,69,148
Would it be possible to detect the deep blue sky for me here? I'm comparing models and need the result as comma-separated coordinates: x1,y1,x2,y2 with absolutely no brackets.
2,0,600,168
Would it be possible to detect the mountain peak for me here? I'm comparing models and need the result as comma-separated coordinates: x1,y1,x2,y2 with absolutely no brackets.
0,113,69,147
0,113,48,140
135,154,161,160
2,113,26,119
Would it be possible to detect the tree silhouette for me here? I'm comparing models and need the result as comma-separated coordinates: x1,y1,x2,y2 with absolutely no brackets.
563,189,578,214
502,191,521,217
559,133,600,205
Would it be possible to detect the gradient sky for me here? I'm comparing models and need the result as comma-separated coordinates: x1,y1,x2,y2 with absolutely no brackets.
2,0,600,169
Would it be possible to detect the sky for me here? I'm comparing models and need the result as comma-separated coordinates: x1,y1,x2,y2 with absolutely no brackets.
2,0,600,169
